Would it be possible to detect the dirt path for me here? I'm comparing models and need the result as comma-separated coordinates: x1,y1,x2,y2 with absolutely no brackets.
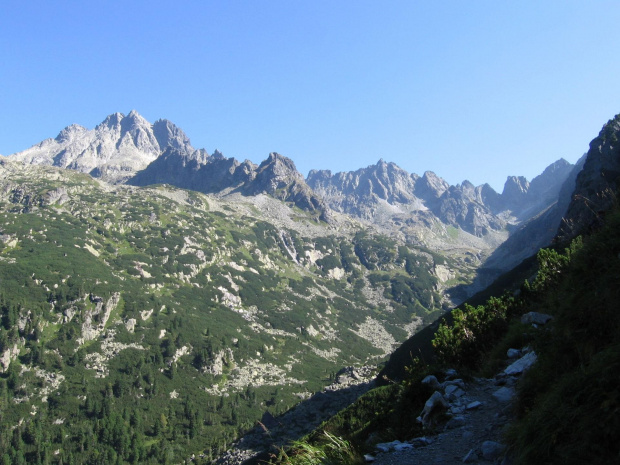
371,377,513,464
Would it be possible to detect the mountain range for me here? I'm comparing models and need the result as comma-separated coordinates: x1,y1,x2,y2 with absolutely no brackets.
3,110,619,464
9,110,576,288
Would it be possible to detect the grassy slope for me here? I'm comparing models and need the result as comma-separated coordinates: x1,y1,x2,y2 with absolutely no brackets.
279,208,620,465
0,164,464,464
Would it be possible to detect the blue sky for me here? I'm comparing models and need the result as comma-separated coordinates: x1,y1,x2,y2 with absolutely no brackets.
2,1,620,191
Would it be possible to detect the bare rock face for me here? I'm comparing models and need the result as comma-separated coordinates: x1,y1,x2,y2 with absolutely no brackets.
246,153,329,220
557,114,620,242
308,161,505,237
131,150,330,221
414,171,450,203
10,110,194,184
432,181,506,237
308,158,574,239
130,147,256,193
501,176,530,212
480,157,584,277
308,159,420,219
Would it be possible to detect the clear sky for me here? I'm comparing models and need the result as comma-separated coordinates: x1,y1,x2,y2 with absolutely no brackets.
2,1,620,192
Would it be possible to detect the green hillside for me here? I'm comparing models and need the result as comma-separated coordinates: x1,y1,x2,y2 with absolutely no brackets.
0,161,473,464
274,205,620,464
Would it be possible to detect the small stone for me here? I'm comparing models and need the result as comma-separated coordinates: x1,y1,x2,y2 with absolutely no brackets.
521,312,553,325
504,351,537,376
445,384,459,396
450,405,465,415
462,430,474,440
466,401,482,410
481,441,505,460
506,348,521,359
364,454,376,462
493,386,515,403
445,415,466,430
463,448,478,463
443,378,466,389
394,442,413,452
422,375,441,389
445,368,458,379
411,436,433,447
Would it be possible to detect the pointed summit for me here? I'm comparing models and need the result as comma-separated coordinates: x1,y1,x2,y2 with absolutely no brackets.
10,111,194,184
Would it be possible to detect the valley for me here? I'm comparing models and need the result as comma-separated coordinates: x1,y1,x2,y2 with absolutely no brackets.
0,110,597,464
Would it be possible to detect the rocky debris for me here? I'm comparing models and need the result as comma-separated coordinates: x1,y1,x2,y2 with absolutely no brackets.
0,341,23,373
34,367,66,401
418,391,450,426
125,318,137,333
327,366,376,391
42,187,70,206
503,351,537,376
84,328,144,378
12,365,65,404
351,316,397,356
203,348,235,376
77,292,121,346
203,358,306,396
172,345,192,364
372,346,539,465
375,440,414,453
0,233,18,248
520,311,553,326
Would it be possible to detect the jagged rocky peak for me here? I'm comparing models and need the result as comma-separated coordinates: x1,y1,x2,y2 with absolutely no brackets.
557,114,620,241
10,110,195,184
211,149,226,160
502,175,530,197
527,158,574,205
414,171,450,202
257,152,304,181
246,152,328,218
501,176,530,211
97,112,124,130
129,147,255,193
55,124,88,143
307,159,418,202
152,118,193,153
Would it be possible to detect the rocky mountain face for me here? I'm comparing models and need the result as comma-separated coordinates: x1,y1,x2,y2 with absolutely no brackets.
307,158,574,240
11,110,194,183
8,110,580,301
307,160,422,219
130,149,330,221
129,147,257,194
480,156,586,279
557,113,620,242
10,110,573,249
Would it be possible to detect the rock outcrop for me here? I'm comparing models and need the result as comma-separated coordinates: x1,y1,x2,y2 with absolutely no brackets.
557,114,620,242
